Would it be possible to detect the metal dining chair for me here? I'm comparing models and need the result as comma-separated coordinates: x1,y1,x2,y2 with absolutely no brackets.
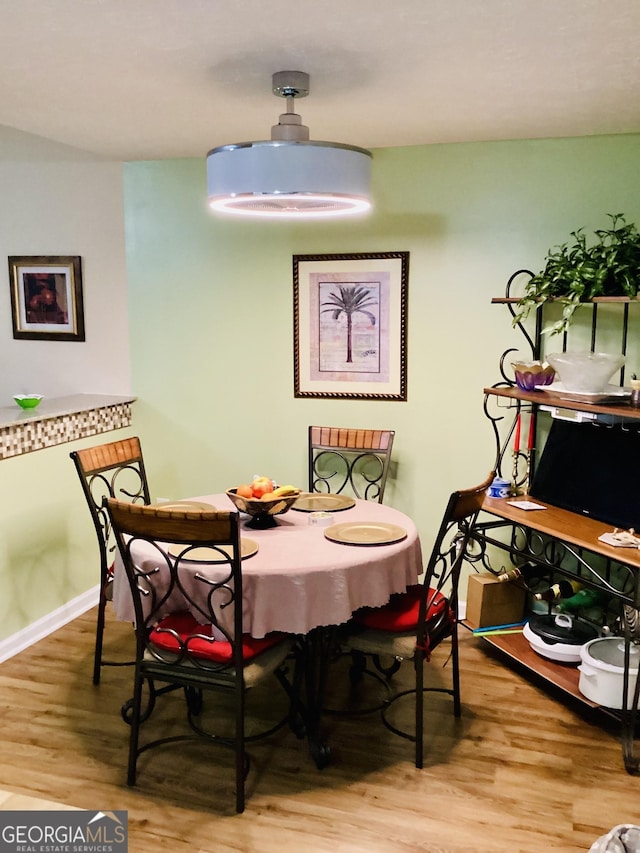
339,471,495,767
308,425,395,503
70,436,151,685
308,425,397,679
105,498,298,813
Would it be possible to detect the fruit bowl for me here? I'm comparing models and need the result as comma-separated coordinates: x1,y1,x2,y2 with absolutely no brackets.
14,394,44,410
545,351,625,393
225,488,301,529
511,361,556,391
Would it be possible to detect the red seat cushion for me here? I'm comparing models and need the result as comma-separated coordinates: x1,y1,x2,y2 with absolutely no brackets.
149,611,285,664
353,585,451,632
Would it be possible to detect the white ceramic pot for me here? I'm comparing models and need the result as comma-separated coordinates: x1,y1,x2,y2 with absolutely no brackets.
578,637,640,709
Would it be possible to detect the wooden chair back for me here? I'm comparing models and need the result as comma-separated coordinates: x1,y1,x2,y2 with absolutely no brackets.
105,499,244,670
417,471,495,649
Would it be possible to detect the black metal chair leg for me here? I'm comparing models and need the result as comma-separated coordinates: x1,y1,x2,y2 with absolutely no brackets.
415,660,424,769
452,631,461,718
184,686,203,716
93,587,107,685
127,674,145,786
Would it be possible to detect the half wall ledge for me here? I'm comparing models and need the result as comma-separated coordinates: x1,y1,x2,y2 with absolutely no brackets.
0,393,136,459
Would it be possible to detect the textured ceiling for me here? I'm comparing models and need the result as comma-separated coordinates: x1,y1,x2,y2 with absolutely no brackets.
1,0,639,161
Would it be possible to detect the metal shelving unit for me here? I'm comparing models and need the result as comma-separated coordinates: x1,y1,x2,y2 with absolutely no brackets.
471,271,640,774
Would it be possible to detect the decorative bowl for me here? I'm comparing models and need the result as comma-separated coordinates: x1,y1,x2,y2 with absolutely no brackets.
14,394,44,410
225,488,301,529
545,351,625,393
511,361,556,391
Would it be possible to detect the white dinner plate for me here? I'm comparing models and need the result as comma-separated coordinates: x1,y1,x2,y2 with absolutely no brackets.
324,521,407,546
167,538,259,562
292,493,356,512
541,383,630,404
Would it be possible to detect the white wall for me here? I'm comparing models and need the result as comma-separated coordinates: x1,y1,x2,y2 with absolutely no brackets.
0,125,134,646
0,125,131,404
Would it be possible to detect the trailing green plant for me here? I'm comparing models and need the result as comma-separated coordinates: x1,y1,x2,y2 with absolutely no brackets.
513,213,640,336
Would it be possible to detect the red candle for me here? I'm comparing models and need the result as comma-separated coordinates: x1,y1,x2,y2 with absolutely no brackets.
527,412,535,450
513,413,521,453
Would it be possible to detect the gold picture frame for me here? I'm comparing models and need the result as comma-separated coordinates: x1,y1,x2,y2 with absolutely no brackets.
293,251,409,400
9,255,85,341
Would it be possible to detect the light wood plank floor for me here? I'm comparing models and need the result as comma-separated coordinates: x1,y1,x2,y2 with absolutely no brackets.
1,608,639,852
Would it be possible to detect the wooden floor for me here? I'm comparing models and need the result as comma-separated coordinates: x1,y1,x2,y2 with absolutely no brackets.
1,609,639,853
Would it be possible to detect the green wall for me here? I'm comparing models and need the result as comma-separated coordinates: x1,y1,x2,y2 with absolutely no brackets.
0,430,138,642
4,132,640,647
123,134,640,553
0,125,132,647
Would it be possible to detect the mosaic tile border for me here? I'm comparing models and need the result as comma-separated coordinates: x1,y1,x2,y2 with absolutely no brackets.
0,403,133,459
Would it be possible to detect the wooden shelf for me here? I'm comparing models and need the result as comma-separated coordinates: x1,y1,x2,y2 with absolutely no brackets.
481,496,640,572
461,624,598,708
484,385,640,421
491,295,640,305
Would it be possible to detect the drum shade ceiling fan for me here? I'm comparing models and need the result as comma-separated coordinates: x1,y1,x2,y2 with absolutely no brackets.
206,71,373,219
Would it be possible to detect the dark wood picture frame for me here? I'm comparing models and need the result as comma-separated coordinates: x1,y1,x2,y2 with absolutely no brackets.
9,255,85,342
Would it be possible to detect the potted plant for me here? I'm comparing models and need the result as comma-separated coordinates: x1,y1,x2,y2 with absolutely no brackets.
513,213,640,336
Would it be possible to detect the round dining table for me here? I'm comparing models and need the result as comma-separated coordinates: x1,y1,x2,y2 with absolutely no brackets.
111,491,423,768
111,491,423,638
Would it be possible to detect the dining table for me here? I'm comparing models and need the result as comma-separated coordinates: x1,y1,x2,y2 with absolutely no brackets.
111,491,423,766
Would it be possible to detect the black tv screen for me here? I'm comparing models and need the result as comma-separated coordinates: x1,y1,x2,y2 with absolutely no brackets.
529,418,640,530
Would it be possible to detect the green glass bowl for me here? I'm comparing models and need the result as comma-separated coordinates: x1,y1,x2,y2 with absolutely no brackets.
14,395,44,410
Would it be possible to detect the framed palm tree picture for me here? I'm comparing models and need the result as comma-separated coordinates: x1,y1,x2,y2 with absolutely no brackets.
293,252,408,400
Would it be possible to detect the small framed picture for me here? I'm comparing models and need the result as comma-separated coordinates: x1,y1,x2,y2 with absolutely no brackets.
9,255,85,341
293,251,409,401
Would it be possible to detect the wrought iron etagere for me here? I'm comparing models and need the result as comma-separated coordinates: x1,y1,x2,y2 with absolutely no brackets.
470,270,640,774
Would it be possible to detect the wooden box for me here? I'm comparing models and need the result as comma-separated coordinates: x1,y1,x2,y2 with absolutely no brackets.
465,572,526,629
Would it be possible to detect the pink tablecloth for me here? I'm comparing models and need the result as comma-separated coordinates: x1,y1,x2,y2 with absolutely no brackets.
112,493,423,638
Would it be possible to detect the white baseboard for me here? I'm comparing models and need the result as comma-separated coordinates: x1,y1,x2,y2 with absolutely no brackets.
0,585,99,663
0,590,467,663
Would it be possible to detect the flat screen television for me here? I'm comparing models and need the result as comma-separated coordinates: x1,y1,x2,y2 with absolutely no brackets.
529,418,640,530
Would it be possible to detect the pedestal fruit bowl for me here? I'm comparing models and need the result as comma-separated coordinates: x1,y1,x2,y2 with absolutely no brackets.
226,479,301,529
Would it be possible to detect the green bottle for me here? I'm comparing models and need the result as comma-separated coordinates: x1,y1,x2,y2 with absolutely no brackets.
556,588,606,613
534,579,582,602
